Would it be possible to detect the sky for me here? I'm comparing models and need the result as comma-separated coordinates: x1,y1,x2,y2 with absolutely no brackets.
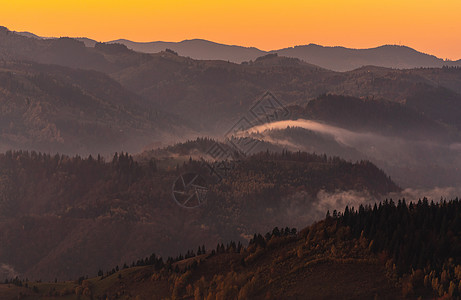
1,0,460,60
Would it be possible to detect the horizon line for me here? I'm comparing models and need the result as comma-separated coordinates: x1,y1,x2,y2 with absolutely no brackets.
8,27,461,62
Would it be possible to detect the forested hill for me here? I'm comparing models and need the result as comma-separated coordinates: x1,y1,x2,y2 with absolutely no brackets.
0,61,189,154
3,28,461,138
337,198,461,297
287,94,458,141
0,149,398,281
2,199,460,299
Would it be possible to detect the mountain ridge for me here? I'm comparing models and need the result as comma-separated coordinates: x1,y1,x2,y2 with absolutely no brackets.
2,27,461,189
9,27,461,71
101,40,461,71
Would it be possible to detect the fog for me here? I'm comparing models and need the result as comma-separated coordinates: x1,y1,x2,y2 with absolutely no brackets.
242,119,461,189
277,186,461,230
0,263,18,279
247,119,375,147
390,187,461,203
279,190,374,228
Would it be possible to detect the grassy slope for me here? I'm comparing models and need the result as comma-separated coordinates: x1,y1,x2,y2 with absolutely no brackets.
0,219,402,299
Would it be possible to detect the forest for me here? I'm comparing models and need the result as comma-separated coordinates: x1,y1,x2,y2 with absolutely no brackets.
336,198,461,297
3,199,459,299
0,147,399,281
92,198,461,298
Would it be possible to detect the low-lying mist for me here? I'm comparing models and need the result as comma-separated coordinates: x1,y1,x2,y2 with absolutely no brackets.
243,119,461,189
276,186,461,230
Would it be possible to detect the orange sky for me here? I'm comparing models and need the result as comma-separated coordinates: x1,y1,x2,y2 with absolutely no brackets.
1,0,460,60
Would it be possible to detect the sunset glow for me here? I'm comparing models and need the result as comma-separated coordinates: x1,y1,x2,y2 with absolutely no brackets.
1,0,460,60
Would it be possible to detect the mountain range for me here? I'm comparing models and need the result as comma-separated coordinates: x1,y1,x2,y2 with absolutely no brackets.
0,60,191,155
14,30,461,72
1,25,461,297
2,26,461,189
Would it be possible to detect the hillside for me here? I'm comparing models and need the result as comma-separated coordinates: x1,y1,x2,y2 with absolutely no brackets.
0,149,399,281
3,27,461,135
111,53,461,136
288,94,455,141
214,93,461,189
3,199,460,299
109,52,461,135
0,61,190,154
2,28,461,189
2,17,461,300
245,129,461,190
